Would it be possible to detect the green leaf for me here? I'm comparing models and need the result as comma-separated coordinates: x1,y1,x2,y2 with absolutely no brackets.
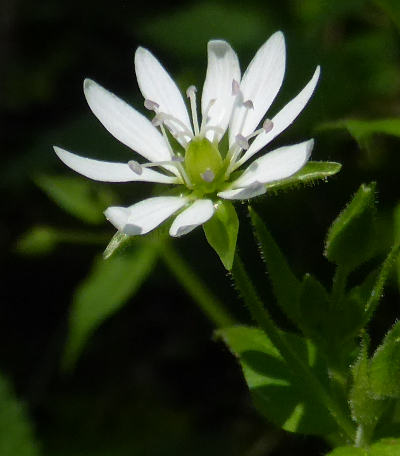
35,174,115,224
249,208,301,323
369,438,400,455
318,118,400,147
363,244,400,325
203,200,238,270
370,321,400,399
0,373,40,456
265,161,342,193
297,274,331,346
217,326,335,435
350,335,386,428
326,447,368,456
394,204,400,289
374,0,400,31
325,183,377,272
63,242,159,370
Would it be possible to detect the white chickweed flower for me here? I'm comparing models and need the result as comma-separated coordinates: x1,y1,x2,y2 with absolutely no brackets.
53,31,320,237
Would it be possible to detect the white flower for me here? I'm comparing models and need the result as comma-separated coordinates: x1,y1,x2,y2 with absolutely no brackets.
54,31,320,238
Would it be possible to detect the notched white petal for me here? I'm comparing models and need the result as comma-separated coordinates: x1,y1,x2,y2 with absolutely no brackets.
169,199,215,237
239,66,321,166
105,196,188,235
229,31,286,145
201,40,240,141
83,79,171,163
134,47,192,143
54,146,177,184
233,139,314,188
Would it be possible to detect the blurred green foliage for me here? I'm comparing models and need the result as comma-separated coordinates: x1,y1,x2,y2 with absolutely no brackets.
4,0,400,455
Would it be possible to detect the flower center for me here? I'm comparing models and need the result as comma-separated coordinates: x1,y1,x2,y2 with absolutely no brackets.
184,137,224,193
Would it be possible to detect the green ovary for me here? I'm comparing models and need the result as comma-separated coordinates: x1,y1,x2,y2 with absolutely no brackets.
184,137,225,193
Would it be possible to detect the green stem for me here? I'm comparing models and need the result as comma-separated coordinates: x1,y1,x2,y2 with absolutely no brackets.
160,244,236,328
231,253,356,441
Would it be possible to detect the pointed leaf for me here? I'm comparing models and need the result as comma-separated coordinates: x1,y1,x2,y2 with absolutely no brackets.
217,326,335,435
325,183,377,272
35,174,115,224
249,208,301,323
350,335,386,428
370,321,400,399
203,200,238,270
264,161,341,193
63,243,159,370
363,244,400,325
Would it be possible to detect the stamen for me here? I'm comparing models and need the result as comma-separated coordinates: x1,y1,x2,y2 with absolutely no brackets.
152,112,194,141
128,160,143,175
199,98,216,137
263,118,274,133
200,169,215,183
172,156,184,163
186,85,200,136
243,100,254,110
232,79,240,96
144,99,159,111
235,134,249,150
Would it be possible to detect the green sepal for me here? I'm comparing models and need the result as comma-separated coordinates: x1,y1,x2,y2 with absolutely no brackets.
265,161,342,194
249,207,301,323
216,325,336,435
35,174,115,224
325,183,377,272
370,321,400,399
326,446,368,456
203,200,238,270
350,334,387,429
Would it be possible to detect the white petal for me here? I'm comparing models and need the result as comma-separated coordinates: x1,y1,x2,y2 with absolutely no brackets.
232,139,314,188
83,79,171,163
135,47,192,143
105,196,188,235
54,146,178,184
169,199,215,237
201,40,240,142
229,31,286,145
237,66,320,168
218,183,266,200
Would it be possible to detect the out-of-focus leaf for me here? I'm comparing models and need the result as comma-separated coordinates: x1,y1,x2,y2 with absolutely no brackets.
375,0,400,31
203,200,238,271
138,3,268,58
63,242,159,370
326,447,367,456
325,183,377,272
217,326,335,435
394,204,400,289
318,118,400,147
16,226,109,256
370,321,400,399
249,208,301,323
265,161,342,194
0,373,40,456
35,174,115,224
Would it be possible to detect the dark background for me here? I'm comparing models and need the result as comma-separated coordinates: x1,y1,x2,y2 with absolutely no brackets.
1,0,400,455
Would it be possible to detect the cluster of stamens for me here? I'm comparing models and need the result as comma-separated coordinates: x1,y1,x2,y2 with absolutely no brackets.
128,79,274,192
